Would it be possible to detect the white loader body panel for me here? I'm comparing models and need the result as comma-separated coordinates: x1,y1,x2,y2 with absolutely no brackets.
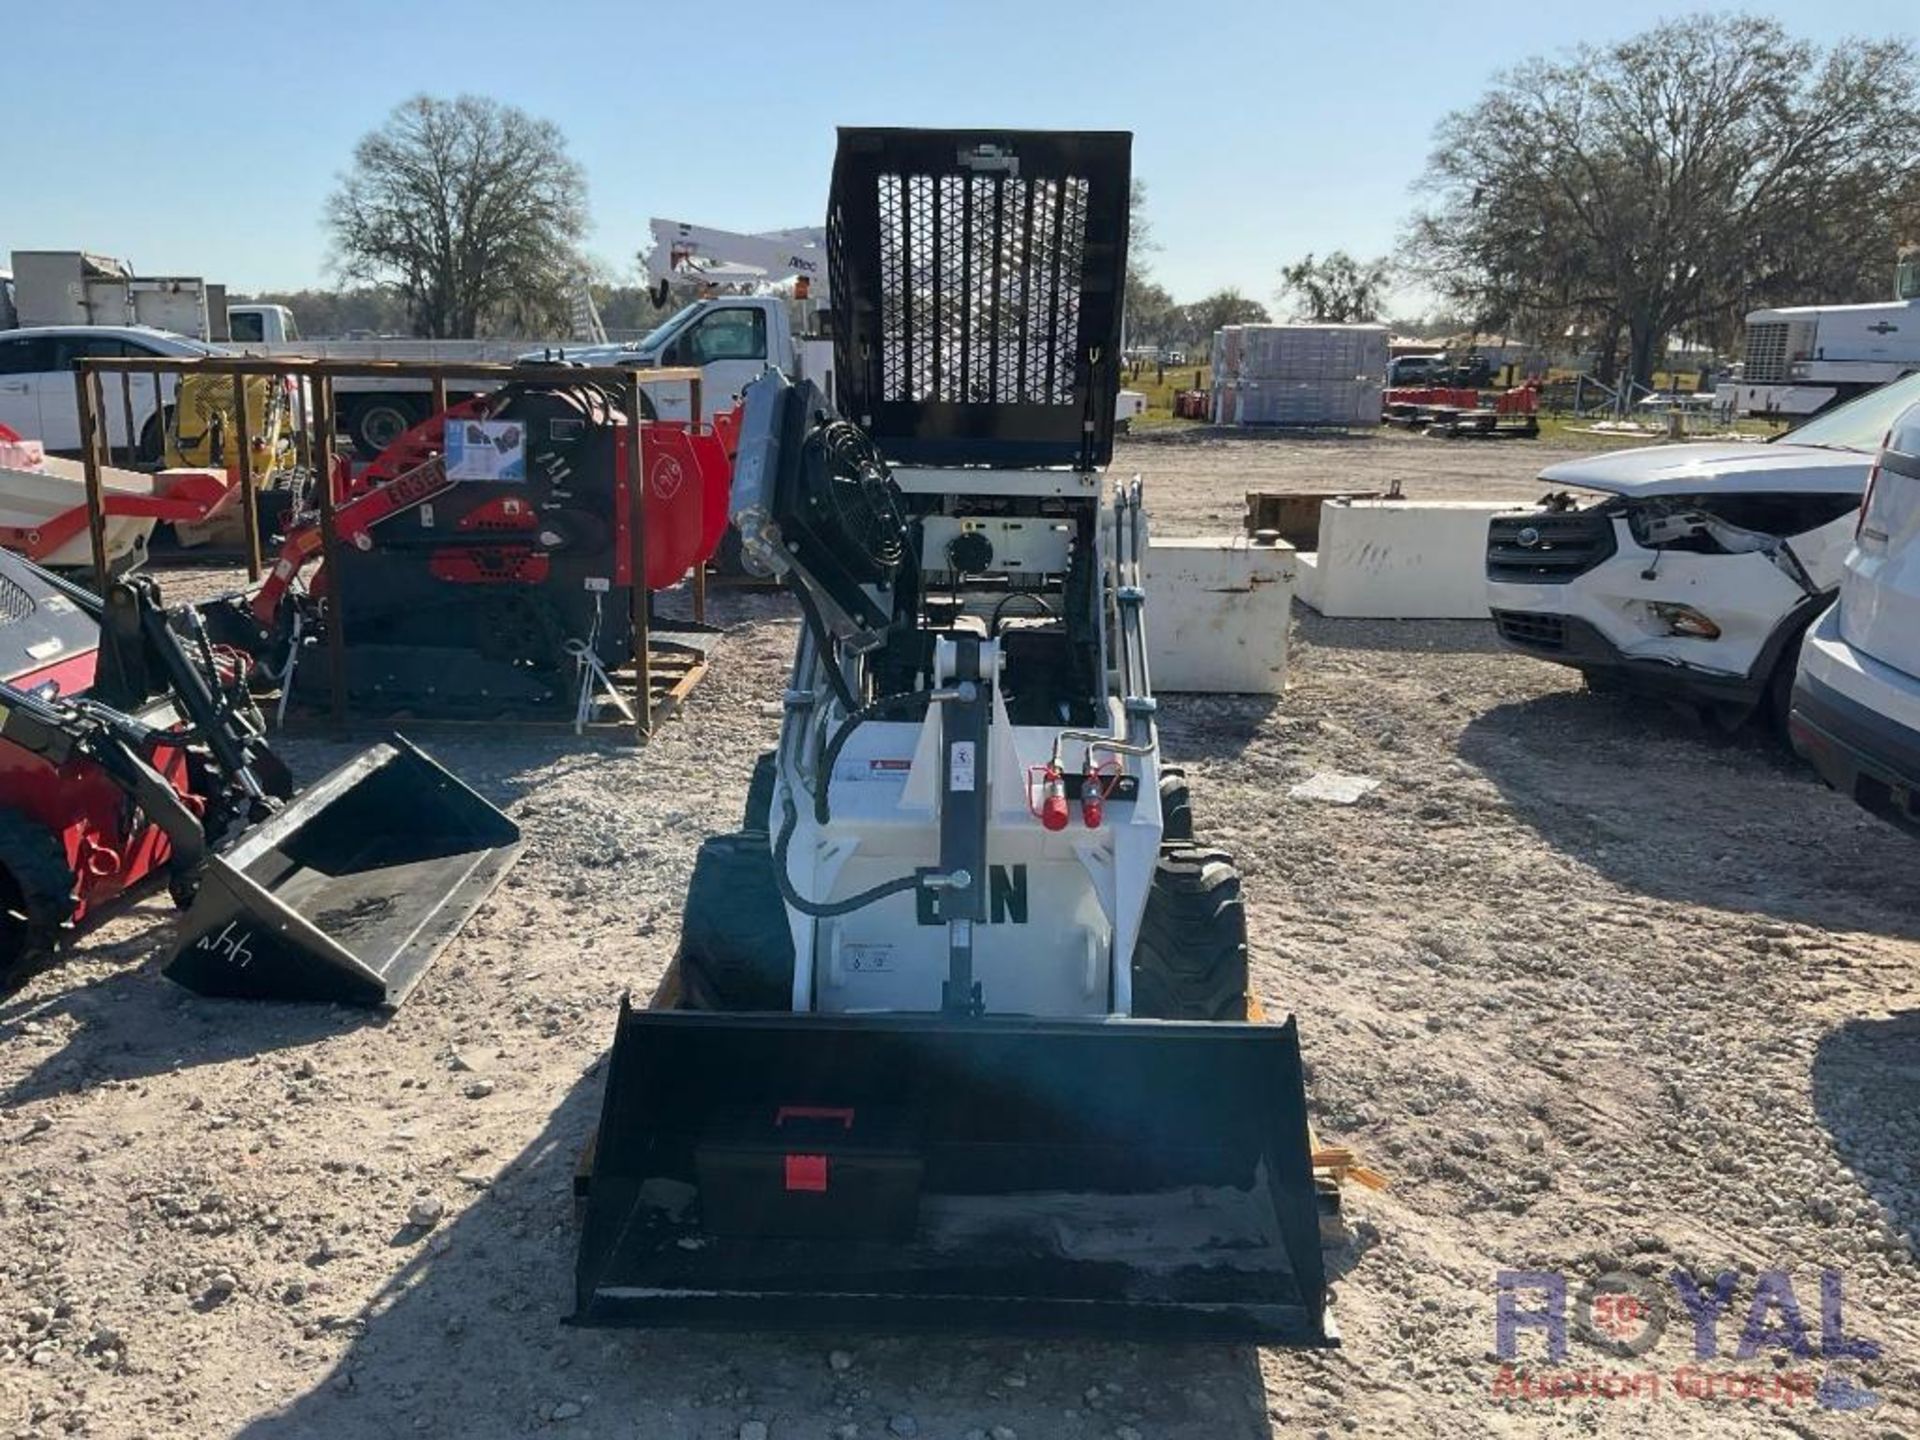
784,702,1164,1017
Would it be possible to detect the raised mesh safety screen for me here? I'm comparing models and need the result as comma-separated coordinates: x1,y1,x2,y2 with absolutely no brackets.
830,129,1131,468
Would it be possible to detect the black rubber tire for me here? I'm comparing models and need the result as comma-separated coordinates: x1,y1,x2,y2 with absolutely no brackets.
0,813,77,976
1132,843,1249,1021
1765,624,1813,742
1159,766,1194,843
137,406,174,465
346,397,424,461
677,831,795,1011
741,751,777,832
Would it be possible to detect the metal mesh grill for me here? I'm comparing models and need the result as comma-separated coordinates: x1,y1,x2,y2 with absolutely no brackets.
875,171,1090,407
1744,322,1790,384
879,174,906,400
0,573,35,626
828,129,1130,467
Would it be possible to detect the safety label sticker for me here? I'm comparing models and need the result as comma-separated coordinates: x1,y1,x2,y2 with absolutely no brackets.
843,942,895,973
832,757,913,785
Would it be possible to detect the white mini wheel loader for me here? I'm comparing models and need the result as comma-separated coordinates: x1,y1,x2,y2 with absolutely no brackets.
574,128,1332,1343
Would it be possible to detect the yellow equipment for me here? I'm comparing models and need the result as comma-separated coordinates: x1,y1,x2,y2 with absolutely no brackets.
165,374,295,476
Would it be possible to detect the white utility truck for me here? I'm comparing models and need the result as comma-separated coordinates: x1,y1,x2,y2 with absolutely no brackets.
1734,249,1920,418
5,251,223,342
222,301,621,458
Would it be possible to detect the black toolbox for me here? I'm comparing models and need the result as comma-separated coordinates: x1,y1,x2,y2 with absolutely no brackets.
694,1104,923,1240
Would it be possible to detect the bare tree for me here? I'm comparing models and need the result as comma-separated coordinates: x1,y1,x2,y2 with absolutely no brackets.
327,95,589,338
1277,251,1391,323
1407,15,1920,386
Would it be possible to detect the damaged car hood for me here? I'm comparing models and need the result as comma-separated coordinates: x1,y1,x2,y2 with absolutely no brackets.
1539,442,1869,498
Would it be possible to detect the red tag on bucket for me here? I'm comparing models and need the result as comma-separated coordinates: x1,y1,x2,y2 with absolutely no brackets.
785,1154,829,1193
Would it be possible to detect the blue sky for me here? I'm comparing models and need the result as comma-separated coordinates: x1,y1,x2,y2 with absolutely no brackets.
8,2,1914,316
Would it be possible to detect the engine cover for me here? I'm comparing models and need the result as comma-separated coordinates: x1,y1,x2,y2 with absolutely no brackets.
324,383,631,690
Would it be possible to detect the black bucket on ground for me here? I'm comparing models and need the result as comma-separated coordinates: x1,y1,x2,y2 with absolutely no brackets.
164,736,521,1007
573,1002,1333,1344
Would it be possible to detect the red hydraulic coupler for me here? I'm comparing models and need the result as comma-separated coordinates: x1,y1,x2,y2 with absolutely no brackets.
1079,762,1104,828
1037,763,1070,831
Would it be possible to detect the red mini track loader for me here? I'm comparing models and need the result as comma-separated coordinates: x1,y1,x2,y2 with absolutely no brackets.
0,549,520,1004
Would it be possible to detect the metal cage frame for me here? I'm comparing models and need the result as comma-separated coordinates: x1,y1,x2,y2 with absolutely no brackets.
828,128,1132,469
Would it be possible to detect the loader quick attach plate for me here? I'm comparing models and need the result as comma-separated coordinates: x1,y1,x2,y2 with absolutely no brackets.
164,736,521,1007
573,1003,1333,1344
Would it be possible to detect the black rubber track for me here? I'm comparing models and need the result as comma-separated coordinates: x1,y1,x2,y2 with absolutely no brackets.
1158,766,1194,843
741,751,777,833
677,831,795,1011
1131,842,1249,1021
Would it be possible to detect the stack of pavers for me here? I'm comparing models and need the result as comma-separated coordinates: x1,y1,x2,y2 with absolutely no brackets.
1210,323,1388,428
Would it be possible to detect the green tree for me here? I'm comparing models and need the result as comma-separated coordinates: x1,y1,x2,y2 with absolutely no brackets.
1277,251,1390,322
1407,15,1920,385
1125,278,1180,347
1124,178,1167,345
1179,289,1269,346
327,95,589,338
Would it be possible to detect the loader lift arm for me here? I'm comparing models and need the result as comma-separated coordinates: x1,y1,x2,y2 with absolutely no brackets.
0,683,209,872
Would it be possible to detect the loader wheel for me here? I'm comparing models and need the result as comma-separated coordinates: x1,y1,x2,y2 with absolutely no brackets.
346,397,424,461
741,750,777,832
1158,766,1194,843
677,831,794,1011
1132,843,1248,1021
0,814,77,977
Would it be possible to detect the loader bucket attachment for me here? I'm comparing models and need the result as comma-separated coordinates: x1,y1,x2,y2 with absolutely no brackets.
164,736,521,1007
573,1003,1333,1344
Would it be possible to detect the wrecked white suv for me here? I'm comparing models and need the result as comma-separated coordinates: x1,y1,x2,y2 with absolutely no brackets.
1486,373,1920,730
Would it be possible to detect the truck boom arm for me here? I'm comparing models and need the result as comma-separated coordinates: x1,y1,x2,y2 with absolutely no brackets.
645,219,828,306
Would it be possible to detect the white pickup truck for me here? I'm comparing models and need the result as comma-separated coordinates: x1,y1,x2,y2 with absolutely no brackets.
225,297,814,458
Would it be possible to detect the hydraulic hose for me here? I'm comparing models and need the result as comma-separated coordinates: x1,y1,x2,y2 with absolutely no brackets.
989,590,1056,634
814,690,933,826
773,792,921,918
785,575,858,713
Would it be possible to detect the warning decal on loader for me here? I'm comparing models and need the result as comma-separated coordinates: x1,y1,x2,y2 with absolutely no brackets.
842,942,895,972
832,757,912,786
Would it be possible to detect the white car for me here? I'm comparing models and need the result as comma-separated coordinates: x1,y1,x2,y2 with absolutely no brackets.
0,325,218,457
1486,372,1920,730
1791,400,1920,834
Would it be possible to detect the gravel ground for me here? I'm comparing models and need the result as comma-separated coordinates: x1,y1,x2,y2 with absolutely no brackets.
2,432,1915,1439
